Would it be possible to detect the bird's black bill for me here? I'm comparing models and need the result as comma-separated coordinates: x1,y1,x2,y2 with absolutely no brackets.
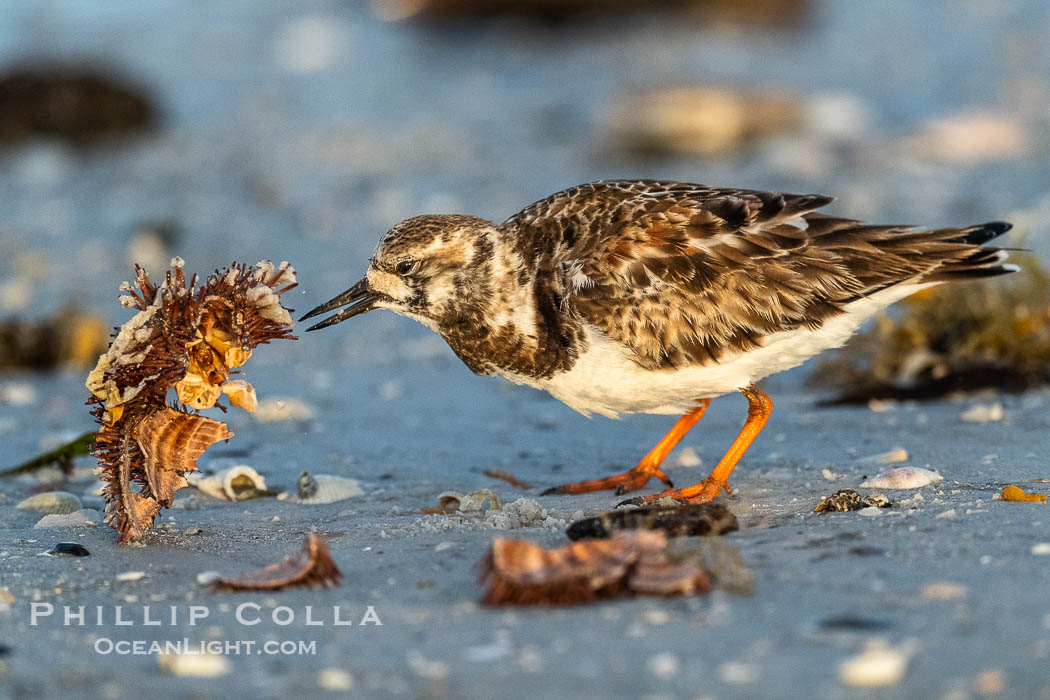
299,279,376,331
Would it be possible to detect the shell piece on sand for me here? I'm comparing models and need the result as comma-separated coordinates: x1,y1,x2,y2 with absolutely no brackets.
422,489,500,514
838,640,918,688
158,651,229,678
187,465,272,501
478,530,711,606
17,491,82,514
41,542,90,557
204,534,341,591
291,472,363,504
859,467,942,490
34,509,100,528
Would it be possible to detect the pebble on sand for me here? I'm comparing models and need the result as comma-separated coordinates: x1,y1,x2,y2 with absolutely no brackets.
676,447,701,467
859,467,942,489
317,668,354,691
157,651,230,678
838,640,916,688
959,403,1004,423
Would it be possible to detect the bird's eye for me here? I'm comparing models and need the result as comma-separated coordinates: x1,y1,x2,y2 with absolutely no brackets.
395,259,417,276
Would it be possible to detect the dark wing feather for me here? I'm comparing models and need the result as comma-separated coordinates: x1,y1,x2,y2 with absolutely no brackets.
504,180,1012,370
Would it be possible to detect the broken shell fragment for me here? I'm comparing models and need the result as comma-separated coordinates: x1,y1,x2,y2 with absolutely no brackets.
292,472,364,504
204,534,341,591
1001,485,1047,503
221,380,257,412
187,465,272,501
814,489,893,513
859,467,943,489
422,489,500,514
478,530,711,606
566,503,738,541
16,491,82,514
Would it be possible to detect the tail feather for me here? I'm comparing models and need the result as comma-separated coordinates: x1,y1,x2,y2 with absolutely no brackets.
918,221,1015,283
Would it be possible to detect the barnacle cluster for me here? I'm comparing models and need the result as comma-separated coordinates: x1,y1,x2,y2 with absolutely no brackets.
86,258,297,543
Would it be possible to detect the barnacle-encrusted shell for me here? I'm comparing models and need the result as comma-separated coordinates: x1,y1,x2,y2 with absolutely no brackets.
86,259,297,543
292,472,363,504
17,491,82,514
188,465,271,501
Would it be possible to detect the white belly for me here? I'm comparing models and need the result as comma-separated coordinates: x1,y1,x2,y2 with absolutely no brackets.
493,284,930,418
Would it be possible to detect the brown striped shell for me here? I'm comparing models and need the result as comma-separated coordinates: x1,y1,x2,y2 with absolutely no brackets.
134,408,233,505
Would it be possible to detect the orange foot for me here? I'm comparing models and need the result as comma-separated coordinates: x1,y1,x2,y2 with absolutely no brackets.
541,400,710,497
540,466,673,497
617,477,730,507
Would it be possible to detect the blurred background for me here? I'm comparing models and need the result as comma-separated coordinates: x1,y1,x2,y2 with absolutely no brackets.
0,0,1048,398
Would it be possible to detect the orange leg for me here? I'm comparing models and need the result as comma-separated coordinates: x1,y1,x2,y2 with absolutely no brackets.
541,399,711,497
619,385,771,506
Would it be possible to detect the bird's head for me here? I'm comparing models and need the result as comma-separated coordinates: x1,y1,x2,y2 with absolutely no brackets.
300,214,499,331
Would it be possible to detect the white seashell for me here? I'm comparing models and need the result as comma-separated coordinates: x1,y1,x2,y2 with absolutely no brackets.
115,571,146,582
318,668,354,692
292,472,363,504
17,491,82,514
157,651,229,678
959,402,1004,423
34,508,100,528
196,570,222,585
859,467,942,489
187,465,271,501
838,639,917,688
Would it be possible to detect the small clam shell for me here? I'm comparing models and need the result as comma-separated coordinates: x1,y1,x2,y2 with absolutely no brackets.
292,472,363,504
17,491,82,514
422,489,501,514
34,509,100,528
187,465,271,501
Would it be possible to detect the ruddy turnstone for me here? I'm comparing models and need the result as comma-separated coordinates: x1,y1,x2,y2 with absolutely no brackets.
301,180,1014,505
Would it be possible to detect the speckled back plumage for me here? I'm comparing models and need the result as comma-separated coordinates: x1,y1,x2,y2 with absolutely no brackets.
503,180,1012,371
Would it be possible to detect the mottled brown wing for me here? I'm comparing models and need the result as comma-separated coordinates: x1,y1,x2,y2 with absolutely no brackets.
506,180,1011,369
